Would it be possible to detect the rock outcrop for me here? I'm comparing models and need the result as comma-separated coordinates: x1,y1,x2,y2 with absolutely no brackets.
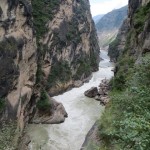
84,79,110,105
81,121,100,150
108,18,130,62
30,96,68,124
84,87,99,98
108,0,150,62
0,0,37,131
34,0,100,96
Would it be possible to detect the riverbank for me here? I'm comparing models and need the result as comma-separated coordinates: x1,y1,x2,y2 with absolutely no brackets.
80,121,100,150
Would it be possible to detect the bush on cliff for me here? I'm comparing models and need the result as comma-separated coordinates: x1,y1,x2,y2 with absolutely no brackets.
98,54,150,150
0,98,5,112
134,2,150,34
37,90,52,113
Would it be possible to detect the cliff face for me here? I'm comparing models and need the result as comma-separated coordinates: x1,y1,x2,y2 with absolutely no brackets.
108,0,150,62
98,1,150,149
0,0,99,133
0,0,37,130
33,0,100,96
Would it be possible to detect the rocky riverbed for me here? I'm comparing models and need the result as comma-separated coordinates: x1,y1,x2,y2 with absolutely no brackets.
84,79,110,106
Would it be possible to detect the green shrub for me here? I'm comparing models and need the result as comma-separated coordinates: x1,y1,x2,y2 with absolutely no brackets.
37,90,51,112
108,38,119,61
0,122,17,150
98,54,150,150
73,58,91,80
47,61,71,88
0,98,5,112
32,0,60,40
133,2,150,34
0,37,17,55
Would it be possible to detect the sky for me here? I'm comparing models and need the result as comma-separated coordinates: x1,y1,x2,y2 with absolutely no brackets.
89,0,128,16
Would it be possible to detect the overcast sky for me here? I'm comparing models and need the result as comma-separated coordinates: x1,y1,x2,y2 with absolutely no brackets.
89,0,128,16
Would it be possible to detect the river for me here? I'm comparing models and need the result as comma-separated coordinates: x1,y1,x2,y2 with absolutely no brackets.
27,50,114,150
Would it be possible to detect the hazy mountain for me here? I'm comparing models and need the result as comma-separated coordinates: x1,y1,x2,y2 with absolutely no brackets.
93,14,104,24
96,6,128,48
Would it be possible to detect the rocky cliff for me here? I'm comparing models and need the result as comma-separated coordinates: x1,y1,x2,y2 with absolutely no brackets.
97,0,150,149
0,0,37,128
33,0,100,96
0,0,99,148
108,0,150,62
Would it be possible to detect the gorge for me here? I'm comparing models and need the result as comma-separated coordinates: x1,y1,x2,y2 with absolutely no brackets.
0,0,99,149
0,0,150,150
27,50,114,150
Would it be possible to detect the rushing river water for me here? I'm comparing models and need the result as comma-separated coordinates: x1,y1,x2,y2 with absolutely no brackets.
28,50,114,150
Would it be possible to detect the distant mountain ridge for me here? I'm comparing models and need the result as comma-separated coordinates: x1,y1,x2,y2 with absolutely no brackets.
95,6,128,48
96,6,128,31
93,14,104,24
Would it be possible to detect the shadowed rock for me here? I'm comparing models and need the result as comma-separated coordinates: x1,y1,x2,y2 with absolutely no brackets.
30,95,68,124
84,87,99,98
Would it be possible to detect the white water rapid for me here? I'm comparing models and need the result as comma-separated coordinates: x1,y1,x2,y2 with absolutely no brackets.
28,50,114,150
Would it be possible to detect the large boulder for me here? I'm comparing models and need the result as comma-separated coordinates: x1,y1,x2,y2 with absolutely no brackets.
30,96,68,124
84,87,98,98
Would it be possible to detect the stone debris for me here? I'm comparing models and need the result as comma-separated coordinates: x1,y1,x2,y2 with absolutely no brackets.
84,87,99,98
84,79,110,106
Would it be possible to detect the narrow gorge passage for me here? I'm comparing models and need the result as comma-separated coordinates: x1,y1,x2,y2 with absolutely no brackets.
27,50,114,150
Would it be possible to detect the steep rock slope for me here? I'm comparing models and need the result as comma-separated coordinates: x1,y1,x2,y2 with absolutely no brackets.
33,0,100,96
0,0,99,148
0,0,37,129
98,0,150,149
96,6,127,48
93,14,104,24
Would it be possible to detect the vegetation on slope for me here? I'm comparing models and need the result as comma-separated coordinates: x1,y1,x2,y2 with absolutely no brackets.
0,98,5,113
99,54,150,150
133,2,150,34
46,61,72,89
32,0,60,39
98,2,150,150
37,90,51,111
0,122,17,150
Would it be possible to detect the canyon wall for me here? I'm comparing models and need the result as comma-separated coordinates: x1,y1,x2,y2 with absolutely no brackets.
97,0,150,149
0,0,99,133
108,0,150,62
0,0,37,130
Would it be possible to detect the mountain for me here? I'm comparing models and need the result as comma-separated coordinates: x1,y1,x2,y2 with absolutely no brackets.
96,6,128,48
93,14,104,24
0,0,99,149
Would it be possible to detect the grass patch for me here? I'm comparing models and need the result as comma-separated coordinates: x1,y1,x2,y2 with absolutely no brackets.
0,122,17,150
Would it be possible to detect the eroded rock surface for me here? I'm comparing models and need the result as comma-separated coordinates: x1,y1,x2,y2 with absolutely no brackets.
84,87,99,98
31,97,68,124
